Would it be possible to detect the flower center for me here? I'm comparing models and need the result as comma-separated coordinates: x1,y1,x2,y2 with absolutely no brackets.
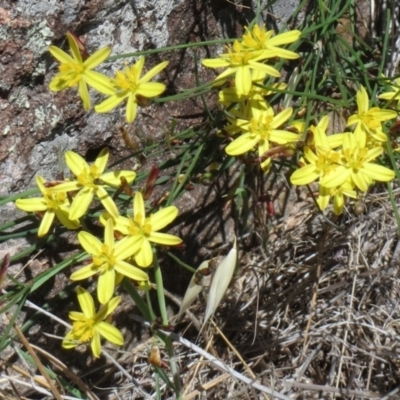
45,190,68,209
113,67,139,93
128,214,153,237
77,165,101,187
71,318,95,342
342,146,368,171
59,63,85,87
361,113,381,131
251,114,274,140
93,244,116,272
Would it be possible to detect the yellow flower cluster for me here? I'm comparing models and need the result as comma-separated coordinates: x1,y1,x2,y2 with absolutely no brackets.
15,23,400,361
202,24,301,172
290,86,396,215
15,147,181,356
202,25,398,214
49,33,168,123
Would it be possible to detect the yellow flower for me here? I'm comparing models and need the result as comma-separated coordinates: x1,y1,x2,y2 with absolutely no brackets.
62,287,123,358
225,106,298,171
317,181,357,215
202,40,280,95
15,175,80,237
347,85,397,145
95,57,168,123
51,148,136,220
308,115,345,148
323,133,395,192
112,191,182,267
49,33,114,110
70,219,148,304
218,69,286,112
290,116,342,186
290,146,341,186
378,76,400,107
242,24,301,60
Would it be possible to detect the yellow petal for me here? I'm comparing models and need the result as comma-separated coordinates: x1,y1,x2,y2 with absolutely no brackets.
66,32,83,64
101,170,136,186
98,268,116,304
35,175,47,194
94,147,109,175
54,209,80,230
96,321,124,346
271,107,293,129
320,167,350,188
65,151,87,177
378,92,400,101
333,192,345,215
95,94,127,113
126,94,138,123
70,188,94,220
99,295,121,319
135,239,153,267
70,264,97,280
248,61,281,78
38,210,55,237
78,80,91,110
267,30,301,46
150,206,178,231
225,133,259,156
84,47,111,69
148,232,182,245
352,171,369,192
362,163,395,182
202,58,230,68
114,235,142,260
91,331,102,358
370,108,397,121
134,192,145,226
114,260,149,280
290,164,319,185
136,82,166,98
96,186,119,218
78,231,103,255
15,198,47,212
235,66,252,95
76,287,95,318
268,47,299,59
62,331,78,349
269,129,299,144
140,60,169,82
83,71,115,95
50,181,80,192
104,218,114,249
356,85,369,113
48,45,75,65
135,56,145,76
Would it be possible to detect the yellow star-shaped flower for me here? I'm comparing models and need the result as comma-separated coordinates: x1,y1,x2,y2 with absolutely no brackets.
49,33,114,110
70,219,148,304
51,147,136,220
109,191,182,268
95,56,168,123
62,287,123,358
15,175,80,237
347,85,397,145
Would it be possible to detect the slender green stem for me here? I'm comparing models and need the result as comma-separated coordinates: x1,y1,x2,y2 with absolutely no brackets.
153,251,182,399
107,38,234,62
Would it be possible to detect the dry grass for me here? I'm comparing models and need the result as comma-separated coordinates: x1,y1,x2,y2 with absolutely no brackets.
3,184,400,399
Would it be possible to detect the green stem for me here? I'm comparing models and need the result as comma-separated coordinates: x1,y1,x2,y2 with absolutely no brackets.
153,250,182,399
